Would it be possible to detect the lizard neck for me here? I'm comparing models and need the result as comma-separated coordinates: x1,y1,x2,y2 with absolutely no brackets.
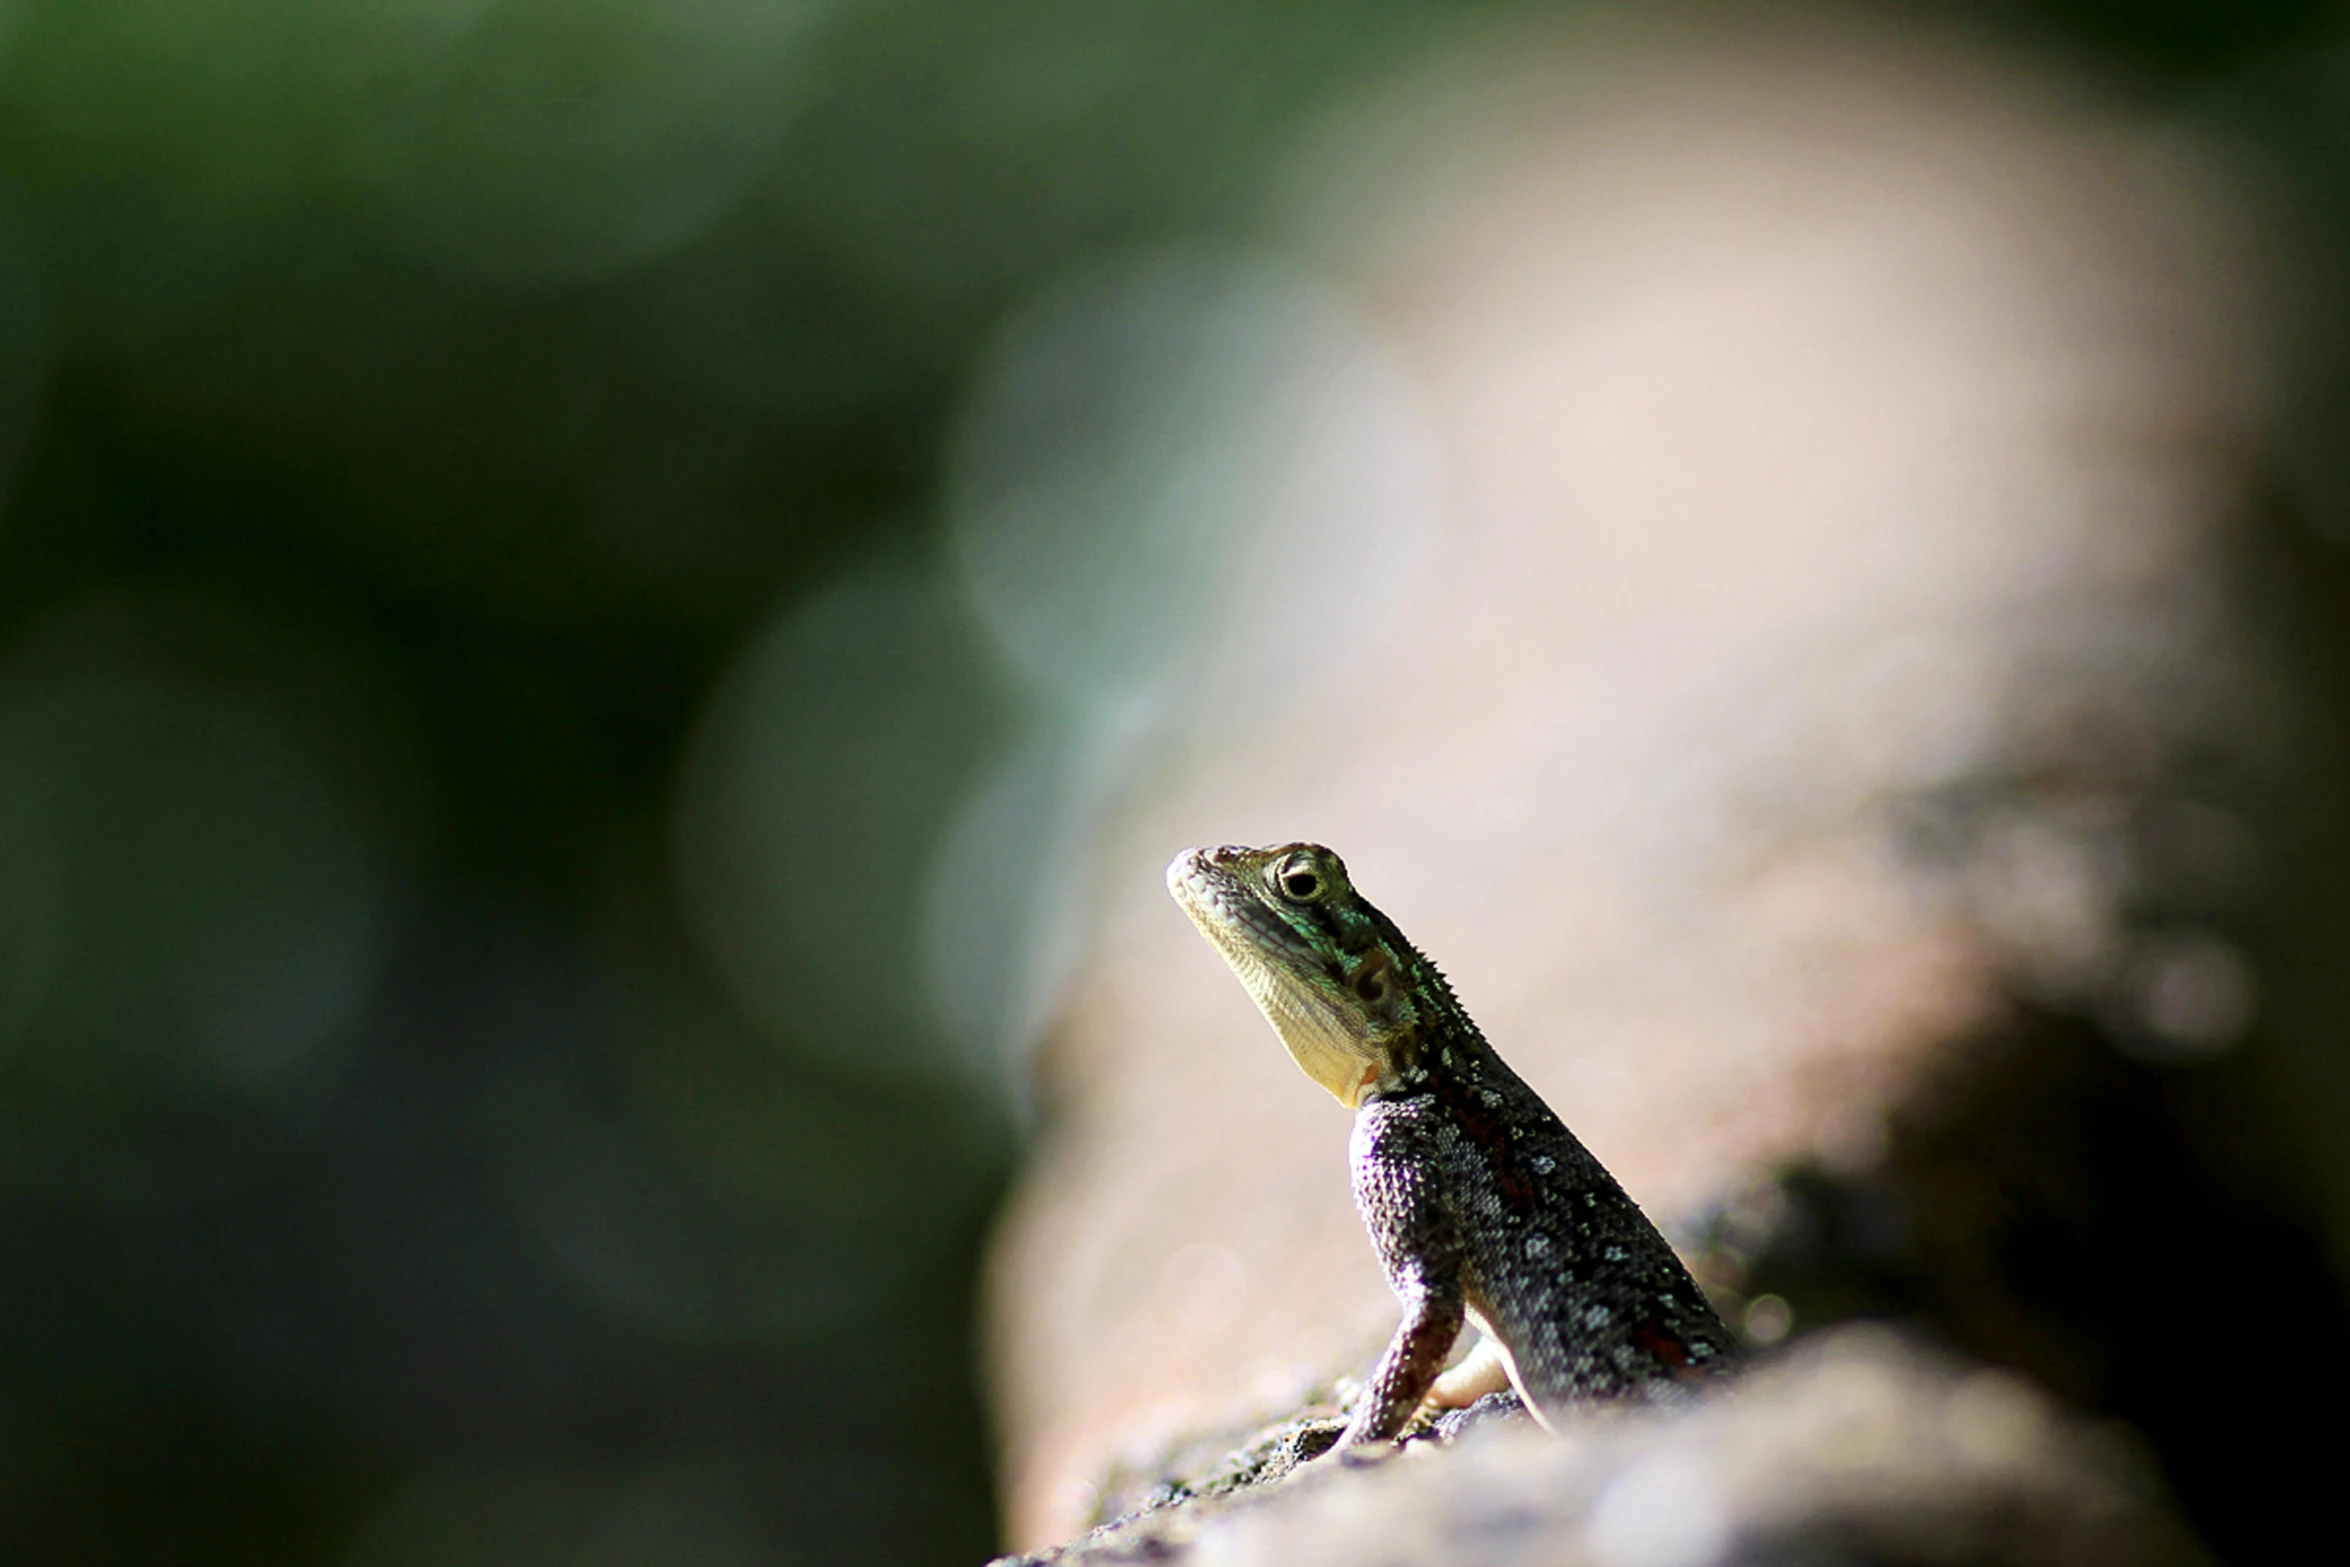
1370,973,1509,1101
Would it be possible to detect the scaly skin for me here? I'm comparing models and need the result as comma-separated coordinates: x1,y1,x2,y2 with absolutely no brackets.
1169,842,1736,1452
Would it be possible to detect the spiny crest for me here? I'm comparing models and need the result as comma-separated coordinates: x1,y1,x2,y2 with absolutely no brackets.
1409,950,1464,1020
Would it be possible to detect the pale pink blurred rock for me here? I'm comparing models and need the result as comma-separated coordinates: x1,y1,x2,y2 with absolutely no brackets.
987,8,2275,1549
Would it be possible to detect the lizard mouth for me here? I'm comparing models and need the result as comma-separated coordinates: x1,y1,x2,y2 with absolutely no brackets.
1167,848,1321,966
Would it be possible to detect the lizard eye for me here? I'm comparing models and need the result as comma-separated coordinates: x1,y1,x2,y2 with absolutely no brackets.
1274,857,1324,903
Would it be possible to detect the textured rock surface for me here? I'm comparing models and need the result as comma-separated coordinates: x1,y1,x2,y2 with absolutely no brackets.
993,1330,2203,1567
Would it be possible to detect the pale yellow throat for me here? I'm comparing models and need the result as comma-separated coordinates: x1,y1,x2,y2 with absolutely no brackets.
1178,901,1383,1108
1232,951,1384,1109
1270,1008,1383,1108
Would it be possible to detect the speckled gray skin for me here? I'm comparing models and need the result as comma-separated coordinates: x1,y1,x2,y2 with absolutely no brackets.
1170,842,1736,1450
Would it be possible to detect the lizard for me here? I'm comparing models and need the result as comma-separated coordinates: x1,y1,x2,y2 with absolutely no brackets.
1168,841,1737,1454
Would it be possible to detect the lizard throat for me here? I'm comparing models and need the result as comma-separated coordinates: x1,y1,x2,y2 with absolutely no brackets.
1172,873,1388,1108
1272,999,1386,1107
1198,927,1387,1107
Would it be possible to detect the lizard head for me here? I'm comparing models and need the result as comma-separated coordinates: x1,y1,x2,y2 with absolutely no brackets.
1167,842,1422,1108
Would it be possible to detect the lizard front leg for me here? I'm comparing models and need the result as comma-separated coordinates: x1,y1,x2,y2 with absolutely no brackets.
1342,1095,1471,1450
1339,1281,1465,1449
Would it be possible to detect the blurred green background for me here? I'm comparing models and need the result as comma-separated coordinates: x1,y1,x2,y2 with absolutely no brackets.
2,1,2350,1563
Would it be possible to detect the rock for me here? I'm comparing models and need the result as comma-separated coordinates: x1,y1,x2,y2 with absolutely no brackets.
993,1329,2203,1567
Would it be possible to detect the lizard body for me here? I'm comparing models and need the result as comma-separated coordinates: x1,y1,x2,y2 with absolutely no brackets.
1168,841,1736,1451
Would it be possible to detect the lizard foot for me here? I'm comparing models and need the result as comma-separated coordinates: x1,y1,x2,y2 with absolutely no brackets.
1426,1390,1527,1444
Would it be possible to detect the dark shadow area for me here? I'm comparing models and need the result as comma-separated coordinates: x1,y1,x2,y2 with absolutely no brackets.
1720,1001,2350,1565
